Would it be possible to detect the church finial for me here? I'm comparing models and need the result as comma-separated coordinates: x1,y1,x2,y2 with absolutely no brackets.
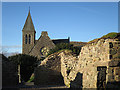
29,6,30,12
28,6,31,16
29,6,30,11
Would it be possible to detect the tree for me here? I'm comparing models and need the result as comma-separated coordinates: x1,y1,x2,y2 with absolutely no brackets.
8,54,38,82
47,43,81,56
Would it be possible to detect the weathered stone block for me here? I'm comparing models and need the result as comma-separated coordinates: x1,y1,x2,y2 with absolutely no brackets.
107,75,115,82
114,67,120,75
115,75,120,81
109,55,113,59
109,49,117,55
108,67,114,75
109,42,113,48
113,42,120,47
112,53,120,59
108,60,120,67
118,48,120,53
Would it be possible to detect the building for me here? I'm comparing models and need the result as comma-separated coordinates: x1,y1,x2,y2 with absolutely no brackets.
22,10,69,58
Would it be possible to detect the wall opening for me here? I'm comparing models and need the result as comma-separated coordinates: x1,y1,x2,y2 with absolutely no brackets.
25,34,27,44
29,34,31,44
97,66,107,89
70,72,83,88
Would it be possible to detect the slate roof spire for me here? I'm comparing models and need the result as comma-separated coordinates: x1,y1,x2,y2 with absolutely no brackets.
22,8,35,31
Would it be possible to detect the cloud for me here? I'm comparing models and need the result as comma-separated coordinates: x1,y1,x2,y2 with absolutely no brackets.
74,6,102,15
1,45,22,48
3,52,20,57
0,45,22,53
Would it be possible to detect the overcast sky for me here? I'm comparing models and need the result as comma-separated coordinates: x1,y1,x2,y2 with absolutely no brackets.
2,2,118,53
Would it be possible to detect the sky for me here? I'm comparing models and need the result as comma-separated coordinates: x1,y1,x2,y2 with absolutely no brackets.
2,2,118,53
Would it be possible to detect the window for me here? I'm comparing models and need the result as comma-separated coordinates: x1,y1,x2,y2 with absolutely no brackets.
29,34,31,44
25,34,27,44
40,47,49,56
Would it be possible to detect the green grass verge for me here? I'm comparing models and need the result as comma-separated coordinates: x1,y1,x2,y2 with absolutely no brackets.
27,75,34,82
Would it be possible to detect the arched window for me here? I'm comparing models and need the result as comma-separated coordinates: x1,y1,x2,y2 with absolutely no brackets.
29,34,31,44
25,34,27,44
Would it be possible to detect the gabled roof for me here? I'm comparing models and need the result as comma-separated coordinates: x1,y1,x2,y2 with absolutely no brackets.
29,31,55,58
22,10,35,31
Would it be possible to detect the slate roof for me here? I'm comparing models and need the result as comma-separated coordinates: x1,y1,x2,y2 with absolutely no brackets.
52,39,70,45
22,10,35,31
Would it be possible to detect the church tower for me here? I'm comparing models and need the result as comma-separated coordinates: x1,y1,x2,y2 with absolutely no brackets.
22,9,36,54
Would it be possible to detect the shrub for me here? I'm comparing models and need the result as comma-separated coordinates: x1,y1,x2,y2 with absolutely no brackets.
8,54,38,82
47,43,81,56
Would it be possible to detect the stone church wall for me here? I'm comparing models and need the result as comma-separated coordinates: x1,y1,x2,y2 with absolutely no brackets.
29,31,55,59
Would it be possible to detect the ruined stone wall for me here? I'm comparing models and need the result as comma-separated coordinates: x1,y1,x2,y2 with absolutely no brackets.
2,55,19,88
78,39,111,88
34,50,80,87
107,41,120,88
77,39,120,88
60,51,79,88
60,39,120,88
34,39,120,88
34,51,65,86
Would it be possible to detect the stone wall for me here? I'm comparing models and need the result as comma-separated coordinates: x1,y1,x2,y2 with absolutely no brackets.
78,39,111,88
2,54,19,88
34,50,66,86
60,51,79,88
60,39,120,88
107,41,120,88
34,39,120,88
29,31,55,59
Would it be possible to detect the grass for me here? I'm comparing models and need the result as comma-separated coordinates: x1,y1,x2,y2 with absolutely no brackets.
27,74,34,82
88,32,120,44
101,32,119,39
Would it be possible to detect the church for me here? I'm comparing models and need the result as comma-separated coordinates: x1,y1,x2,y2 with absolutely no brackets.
22,10,70,58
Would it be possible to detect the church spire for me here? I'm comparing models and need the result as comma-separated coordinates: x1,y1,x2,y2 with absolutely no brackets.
22,8,35,31
29,6,30,13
